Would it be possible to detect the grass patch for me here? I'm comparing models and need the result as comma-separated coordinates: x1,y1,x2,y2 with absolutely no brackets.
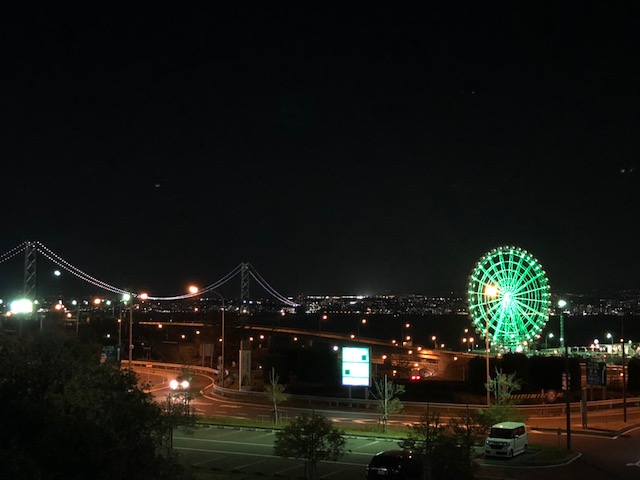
196,416,411,439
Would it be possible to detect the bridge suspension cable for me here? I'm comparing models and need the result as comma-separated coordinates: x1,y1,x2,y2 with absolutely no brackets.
0,242,298,307
144,263,243,301
0,242,26,265
248,264,299,307
35,242,131,296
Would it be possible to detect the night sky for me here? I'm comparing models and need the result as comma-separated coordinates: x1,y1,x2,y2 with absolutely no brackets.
2,3,639,298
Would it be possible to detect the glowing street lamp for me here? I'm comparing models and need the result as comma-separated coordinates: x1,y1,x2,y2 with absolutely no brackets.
484,284,498,406
558,299,571,451
205,290,225,384
122,293,133,369
545,332,554,350
319,314,328,333
358,318,367,336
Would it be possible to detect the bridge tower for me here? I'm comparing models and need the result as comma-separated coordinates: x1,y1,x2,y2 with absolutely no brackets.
23,241,37,300
240,262,250,308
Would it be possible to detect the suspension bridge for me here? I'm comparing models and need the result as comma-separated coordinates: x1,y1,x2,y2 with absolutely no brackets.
0,241,298,307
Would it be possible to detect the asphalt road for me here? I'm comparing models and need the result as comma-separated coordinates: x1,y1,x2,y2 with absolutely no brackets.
139,367,640,479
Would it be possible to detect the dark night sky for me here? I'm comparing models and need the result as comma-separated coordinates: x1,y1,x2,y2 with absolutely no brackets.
1,3,639,298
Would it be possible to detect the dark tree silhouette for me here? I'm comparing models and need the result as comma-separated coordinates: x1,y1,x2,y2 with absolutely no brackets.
0,332,193,480
273,412,347,479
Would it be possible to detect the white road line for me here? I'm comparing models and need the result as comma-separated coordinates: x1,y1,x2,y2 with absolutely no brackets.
175,437,273,447
352,440,382,449
274,464,303,475
234,459,269,470
252,432,277,439
177,447,274,457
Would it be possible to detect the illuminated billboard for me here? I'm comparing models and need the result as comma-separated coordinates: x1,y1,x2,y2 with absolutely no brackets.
341,346,370,386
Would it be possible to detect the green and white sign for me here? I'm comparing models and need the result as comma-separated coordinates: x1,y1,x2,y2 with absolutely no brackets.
341,346,370,386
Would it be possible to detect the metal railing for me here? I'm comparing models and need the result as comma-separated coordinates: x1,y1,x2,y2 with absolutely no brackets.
130,360,640,416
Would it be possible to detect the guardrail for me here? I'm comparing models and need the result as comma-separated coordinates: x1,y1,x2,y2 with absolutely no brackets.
130,361,640,416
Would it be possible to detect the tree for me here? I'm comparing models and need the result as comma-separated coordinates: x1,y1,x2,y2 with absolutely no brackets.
273,412,347,479
476,368,527,432
400,407,477,480
160,387,197,453
0,332,193,480
265,367,289,423
370,374,405,432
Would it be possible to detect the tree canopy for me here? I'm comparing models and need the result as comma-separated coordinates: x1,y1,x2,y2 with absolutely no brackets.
273,412,346,479
0,332,193,480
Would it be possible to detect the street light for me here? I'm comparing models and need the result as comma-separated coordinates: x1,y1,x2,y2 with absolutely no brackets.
319,314,328,333
207,290,226,385
122,293,132,369
117,318,122,356
546,332,554,350
402,323,411,346
358,318,367,336
559,299,571,451
606,332,613,353
485,284,498,406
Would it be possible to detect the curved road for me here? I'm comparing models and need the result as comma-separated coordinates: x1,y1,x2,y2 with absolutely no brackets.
137,367,640,479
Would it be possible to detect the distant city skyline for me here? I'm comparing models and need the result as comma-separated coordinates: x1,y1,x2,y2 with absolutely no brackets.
1,239,640,302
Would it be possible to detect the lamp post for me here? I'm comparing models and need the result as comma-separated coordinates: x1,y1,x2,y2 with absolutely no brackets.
122,293,133,369
622,317,627,422
207,290,225,384
319,314,327,333
546,332,554,350
128,302,133,369
559,299,570,451
461,328,468,351
485,316,490,406
606,332,613,353
485,284,498,406
117,317,122,359
402,323,411,346
358,318,367,336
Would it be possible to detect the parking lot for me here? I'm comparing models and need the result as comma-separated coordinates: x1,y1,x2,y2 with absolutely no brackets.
174,425,403,478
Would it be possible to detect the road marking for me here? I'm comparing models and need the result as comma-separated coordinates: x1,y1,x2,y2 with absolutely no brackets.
353,440,382,450
177,446,275,457
274,464,303,475
235,459,269,470
253,432,277,439
175,437,274,448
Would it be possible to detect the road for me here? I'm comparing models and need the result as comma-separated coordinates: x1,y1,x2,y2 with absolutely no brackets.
138,367,640,479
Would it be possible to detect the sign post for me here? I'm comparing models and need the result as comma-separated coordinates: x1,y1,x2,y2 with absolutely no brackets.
341,347,370,387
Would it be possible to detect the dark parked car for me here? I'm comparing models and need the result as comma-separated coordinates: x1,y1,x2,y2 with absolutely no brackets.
365,450,423,480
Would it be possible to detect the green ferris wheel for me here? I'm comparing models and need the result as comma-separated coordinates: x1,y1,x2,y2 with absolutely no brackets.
468,246,550,350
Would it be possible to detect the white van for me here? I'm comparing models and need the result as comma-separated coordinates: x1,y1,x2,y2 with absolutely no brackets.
484,422,528,458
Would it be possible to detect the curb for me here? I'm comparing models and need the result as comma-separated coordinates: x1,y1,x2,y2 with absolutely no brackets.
531,423,640,438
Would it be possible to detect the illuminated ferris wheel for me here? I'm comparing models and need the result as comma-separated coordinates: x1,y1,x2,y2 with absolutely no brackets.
467,246,550,349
